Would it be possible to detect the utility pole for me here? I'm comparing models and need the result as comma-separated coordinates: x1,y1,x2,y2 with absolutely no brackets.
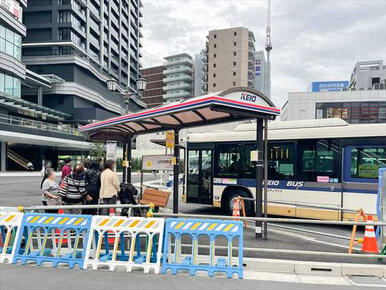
265,0,272,99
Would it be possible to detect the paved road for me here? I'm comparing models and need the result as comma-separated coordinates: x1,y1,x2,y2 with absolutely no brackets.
0,264,365,290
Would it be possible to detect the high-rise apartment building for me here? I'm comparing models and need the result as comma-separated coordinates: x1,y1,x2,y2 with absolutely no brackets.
163,53,194,102
194,50,207,96
205,27,257,93
141,65,164,107
22,0,145,122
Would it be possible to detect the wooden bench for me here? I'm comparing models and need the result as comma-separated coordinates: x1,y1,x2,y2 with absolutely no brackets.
139,188,171,208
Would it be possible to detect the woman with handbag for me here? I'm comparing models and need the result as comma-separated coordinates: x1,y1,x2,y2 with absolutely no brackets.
58,163,91,214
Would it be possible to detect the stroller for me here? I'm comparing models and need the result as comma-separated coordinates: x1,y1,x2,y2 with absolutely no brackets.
119,183,141,217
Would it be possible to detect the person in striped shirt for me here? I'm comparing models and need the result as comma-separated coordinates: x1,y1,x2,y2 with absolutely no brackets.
58,163,92,214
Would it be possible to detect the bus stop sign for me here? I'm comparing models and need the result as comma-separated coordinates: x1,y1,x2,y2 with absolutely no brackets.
166,130,175,149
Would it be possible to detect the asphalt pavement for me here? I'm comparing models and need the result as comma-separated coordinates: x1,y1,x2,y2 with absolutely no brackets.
0,264,366,290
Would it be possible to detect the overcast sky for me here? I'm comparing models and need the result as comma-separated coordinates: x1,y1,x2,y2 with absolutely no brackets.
141,0,386,107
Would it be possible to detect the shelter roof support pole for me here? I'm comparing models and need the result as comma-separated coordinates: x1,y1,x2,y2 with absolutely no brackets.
122,136,132,184
263,118,269,240
127,136,132,184
122,140,128,184
173,129,180,214
255,119,263,239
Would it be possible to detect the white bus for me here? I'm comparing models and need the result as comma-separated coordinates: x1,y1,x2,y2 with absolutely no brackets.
182,119,386,220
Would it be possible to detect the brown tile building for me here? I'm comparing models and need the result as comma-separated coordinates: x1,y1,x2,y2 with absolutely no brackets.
141,66,165,107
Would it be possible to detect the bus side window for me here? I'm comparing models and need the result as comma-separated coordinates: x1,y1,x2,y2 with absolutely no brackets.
297,139,340,182
350,146,386,180
215,143,255,178
268,143,295,180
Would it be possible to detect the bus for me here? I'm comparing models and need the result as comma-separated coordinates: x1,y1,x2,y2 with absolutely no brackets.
182,118,386,220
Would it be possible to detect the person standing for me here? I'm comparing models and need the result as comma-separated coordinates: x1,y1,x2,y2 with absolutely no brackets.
61,157,72,180
84,161,101,215
41,169,61,213
58,163,91,214
40,160,52,189
99,160,120,216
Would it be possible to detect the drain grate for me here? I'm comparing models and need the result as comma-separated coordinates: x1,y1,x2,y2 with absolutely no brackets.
348,276,386,286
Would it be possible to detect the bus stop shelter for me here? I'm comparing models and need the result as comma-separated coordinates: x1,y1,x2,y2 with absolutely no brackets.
80,87,280,238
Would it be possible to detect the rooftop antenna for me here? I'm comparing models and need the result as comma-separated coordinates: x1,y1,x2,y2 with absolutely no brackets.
265,0,272,98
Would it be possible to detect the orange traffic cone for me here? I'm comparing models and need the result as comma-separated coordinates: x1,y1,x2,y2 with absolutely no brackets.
361,215,378,254
232,199,241,218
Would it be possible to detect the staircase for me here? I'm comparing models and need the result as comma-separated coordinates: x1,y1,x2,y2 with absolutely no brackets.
7,149,34,171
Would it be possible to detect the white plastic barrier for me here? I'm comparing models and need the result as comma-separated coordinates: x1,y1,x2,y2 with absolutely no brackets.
84,216,164,274
0,212,23,263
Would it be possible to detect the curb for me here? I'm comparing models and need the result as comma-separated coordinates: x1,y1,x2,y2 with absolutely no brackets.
244,257,386,278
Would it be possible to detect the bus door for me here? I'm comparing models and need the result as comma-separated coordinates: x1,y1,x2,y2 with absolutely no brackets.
187,148,213,204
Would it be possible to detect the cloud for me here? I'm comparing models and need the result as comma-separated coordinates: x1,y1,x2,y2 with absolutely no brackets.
142,0,386,107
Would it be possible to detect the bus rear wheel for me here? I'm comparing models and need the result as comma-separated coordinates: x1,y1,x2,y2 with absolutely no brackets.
222,189,253,216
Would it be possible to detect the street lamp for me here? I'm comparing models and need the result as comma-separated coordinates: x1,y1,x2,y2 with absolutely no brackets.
106,77,147,114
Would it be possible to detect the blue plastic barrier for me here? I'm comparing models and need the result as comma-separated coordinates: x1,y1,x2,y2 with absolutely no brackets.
161,218,243,278
13,213,92,268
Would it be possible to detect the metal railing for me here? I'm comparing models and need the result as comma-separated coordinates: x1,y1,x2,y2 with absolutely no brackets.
0,114,81,136
23,204,151,217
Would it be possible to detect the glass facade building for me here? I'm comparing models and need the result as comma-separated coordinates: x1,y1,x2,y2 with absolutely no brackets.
22,0,145,121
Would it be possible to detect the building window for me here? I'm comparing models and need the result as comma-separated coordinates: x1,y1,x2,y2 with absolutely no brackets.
213,63,216,68
234,32,237,36
214,44,216,48
59,11,72,22
315,102,386,123
0,72,21,98
233,51,237,56
233,61,236,66
213,73,216,78
58,28,71,40
213,83,216,87
213,53,216,58
233,81,236,86
214,34,216,38
0,24,22,61
233,42,236,46
58,95,64,105
233,71,236,76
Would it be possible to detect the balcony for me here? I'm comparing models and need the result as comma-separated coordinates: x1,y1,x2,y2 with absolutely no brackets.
163,74,192,83
164,57,193,67
163,90,191,100
0,113,81,136
164,66,193,75
163,83,191,91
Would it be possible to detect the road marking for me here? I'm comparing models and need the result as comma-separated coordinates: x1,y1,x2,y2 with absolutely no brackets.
246,224,362,251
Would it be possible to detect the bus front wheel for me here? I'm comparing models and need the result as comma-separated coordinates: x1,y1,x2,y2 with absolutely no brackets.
222,189,253,216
